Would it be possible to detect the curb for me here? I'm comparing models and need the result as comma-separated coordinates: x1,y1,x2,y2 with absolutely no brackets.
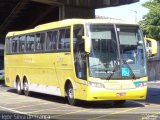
148,81,160,84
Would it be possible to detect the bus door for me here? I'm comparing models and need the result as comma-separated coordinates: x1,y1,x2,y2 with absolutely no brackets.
44,31,60,92
54,27,72,95
73,25,87,99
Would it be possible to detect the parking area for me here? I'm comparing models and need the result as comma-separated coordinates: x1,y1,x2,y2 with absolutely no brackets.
0,81,159,120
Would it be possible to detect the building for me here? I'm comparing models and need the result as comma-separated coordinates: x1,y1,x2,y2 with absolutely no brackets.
0,0,139,43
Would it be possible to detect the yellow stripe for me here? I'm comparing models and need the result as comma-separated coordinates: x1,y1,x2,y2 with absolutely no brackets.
11,102,49,109
52,108,90,118
1,99,43,105
88,107,138,120
2,100,38,105
27,105,69,114
0,97,26,100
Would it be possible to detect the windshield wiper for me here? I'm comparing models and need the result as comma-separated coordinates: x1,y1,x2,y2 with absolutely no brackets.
106,58,136,80
106,60,120,80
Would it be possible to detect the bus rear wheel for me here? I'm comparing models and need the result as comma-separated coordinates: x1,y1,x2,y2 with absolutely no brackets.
23,79,30,96
114,100,126,106
16,79,23,95
66,83,77,105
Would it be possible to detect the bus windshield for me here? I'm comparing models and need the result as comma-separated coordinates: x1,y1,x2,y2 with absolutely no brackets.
88,24,146,79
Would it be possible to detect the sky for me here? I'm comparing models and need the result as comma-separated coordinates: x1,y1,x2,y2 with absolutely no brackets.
95,0,150,22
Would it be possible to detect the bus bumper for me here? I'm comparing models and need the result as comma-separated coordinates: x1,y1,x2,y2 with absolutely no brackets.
85,86,147,101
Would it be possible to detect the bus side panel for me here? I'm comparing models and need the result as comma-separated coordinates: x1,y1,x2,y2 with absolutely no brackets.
54,52,88,100
5,55,24,88
22,53,60,96
54,52,74,97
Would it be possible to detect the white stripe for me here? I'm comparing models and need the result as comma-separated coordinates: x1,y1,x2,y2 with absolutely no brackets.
0,105,28,115
29,84,61,96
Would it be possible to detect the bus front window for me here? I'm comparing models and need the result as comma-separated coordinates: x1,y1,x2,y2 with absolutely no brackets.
88,25,119,79
88,24,147,79
118,26,147,78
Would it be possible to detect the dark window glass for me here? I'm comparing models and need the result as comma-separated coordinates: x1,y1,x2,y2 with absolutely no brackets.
26,35,35,52
46,31,57,51
40,33,45,50
35,34,40,51
73,25,86,80
12,37,19,53
58,28,70,50
19,36,26,53
65,29,70,49
35,33,45,51
0,56,4,68
6,38,11,54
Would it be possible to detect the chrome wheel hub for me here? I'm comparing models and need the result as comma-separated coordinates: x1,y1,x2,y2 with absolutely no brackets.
24,82,28,91
69,88,73,99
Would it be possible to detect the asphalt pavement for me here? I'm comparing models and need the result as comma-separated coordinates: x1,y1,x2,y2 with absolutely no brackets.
0,80,159,120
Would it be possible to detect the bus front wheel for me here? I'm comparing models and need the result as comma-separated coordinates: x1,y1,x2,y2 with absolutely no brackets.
23,79,30,96
66,83,77,105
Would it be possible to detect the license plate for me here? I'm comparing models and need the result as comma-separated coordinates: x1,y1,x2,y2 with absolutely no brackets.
116,92,126,96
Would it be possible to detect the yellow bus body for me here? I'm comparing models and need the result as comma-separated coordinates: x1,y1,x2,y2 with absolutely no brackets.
5,19,147,102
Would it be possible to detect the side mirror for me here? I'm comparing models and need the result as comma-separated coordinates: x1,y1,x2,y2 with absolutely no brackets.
145,38,158,57
82,36,91,54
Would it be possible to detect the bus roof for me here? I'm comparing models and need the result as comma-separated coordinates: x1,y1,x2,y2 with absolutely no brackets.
6,19,138,37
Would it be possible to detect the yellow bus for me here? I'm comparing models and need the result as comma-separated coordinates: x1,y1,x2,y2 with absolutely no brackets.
5,19,151,105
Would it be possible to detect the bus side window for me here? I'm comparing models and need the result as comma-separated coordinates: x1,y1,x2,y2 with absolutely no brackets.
46,31,57,51
35,33,45,51
52,31,58,50
58,28,70,51
26,35,35,52
73,25,86,80
58,29,65,50
30,35,35,51
6,38,11,54
46,31,52,51
40,33,45,51
35,34,41,51
64,28,70,50
19,36,26,53
12,37,19,53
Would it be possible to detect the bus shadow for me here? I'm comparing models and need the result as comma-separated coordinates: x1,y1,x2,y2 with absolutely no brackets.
76,100,145,109
7,88,145,109
7,89,67,104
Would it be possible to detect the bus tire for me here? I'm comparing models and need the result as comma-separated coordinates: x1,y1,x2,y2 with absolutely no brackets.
114,100,126,106
16,78,23,95
66,83,77,105
23,79,30,96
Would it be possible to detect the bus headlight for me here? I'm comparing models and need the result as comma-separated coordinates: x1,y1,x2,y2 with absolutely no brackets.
88,81,105,88
134,81,147,88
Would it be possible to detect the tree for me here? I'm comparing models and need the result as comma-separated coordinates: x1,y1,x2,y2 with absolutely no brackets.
139,0,160,41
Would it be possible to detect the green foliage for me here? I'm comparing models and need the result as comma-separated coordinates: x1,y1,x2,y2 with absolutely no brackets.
139,0,160,41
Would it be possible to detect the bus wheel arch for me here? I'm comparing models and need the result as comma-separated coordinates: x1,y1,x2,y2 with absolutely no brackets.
64,80,77,105
16,75,23,95
23,76,30,96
